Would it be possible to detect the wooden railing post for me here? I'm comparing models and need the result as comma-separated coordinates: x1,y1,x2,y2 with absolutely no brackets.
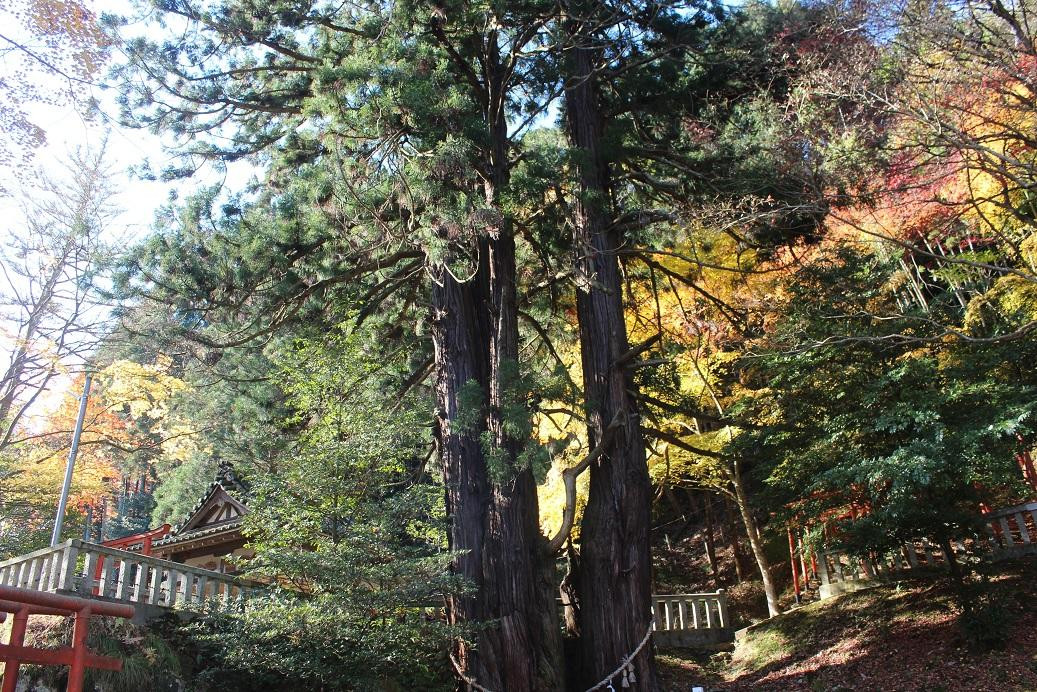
179,572,192,604
163,570,177,607
114,559,132,600
132,564,147,602
148,567,163,606
79,552,98,597
58,541,79,592
716,589,729,628
1015,512,1031,545
0,541,253,612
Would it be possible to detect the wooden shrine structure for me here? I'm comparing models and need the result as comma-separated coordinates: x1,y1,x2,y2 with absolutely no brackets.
0,462,257,625
101,460,253,574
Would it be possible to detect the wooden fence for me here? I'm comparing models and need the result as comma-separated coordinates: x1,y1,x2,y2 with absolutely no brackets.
651,591,732,646
817,501,1037,598
0,539,251,618
817,539,953,598
984,501,1037,556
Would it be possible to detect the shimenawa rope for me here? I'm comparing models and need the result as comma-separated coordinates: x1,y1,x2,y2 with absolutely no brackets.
450,626,653,692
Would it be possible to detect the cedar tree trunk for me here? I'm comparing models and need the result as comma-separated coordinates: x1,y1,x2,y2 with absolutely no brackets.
563,10,659,690
430,56,563,687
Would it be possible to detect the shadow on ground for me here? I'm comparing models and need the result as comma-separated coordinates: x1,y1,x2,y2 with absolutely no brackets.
657,556,1037,691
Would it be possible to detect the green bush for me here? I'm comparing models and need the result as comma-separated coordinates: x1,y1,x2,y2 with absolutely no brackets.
22,616,182,692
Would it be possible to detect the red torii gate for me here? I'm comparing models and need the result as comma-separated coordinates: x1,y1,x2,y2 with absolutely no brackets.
0,585,134,692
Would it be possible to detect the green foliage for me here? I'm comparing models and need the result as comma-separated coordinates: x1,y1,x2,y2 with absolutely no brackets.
151,455,216,526
180,595,454,691
176,326,460,689
105,487,157,540
89,0,1037,681
455,380,485,436
732,247,1037,558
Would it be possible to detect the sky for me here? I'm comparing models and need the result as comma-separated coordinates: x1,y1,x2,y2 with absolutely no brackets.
0,97,168,420
9,102,172,239
0,0,172,239
0,0,257,240
0,0,194,420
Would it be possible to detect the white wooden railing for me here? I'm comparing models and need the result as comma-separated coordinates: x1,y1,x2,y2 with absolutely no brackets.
651,591,730,633
650,591,733,645
0,539,253,611
818,502,1037,598
984,501,1037,554
818,536,957,590
817,540,940,597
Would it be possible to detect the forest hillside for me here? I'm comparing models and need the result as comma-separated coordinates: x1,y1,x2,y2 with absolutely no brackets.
0,0,1035,690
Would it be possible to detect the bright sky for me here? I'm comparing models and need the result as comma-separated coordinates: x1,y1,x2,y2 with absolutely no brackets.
0,0,203,418
0,98,169,419
0,0,258,237
0,0,172,238
9,104,173,239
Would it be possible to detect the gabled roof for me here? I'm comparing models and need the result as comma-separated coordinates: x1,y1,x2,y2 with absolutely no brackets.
174,484,246,535
154,460,249,547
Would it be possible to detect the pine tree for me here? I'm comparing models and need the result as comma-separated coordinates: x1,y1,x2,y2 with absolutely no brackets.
113,1,565,686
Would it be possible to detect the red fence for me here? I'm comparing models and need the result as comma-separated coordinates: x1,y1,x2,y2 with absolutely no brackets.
0,585,133,692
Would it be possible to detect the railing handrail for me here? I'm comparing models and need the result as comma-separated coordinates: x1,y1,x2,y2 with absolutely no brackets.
651,590,730,630
0,541,70,570
652,591,725,599
66,540,248,585
1,541,247,587
984,501,1037,520
0,539,259,614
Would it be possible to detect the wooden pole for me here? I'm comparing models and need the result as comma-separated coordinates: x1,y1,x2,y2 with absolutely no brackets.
1,606,29,692
783,527,800,601
797,533,807,585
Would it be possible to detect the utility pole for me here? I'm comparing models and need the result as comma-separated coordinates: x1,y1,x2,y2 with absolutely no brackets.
51,373,92,547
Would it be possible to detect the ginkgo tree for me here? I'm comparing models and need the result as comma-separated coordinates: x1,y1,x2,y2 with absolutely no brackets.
0,356,196,554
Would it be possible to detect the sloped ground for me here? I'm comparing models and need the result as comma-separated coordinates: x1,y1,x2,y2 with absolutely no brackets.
658,556,1037,691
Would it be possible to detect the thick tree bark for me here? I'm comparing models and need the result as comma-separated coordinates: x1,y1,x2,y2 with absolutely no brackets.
561,540,582,636
432,261,562,691
563,11,659,690
429,47,563,688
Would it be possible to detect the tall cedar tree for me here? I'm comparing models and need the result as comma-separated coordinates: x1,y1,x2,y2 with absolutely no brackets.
559,2,657,687
551,0,821,646
112,1,564,687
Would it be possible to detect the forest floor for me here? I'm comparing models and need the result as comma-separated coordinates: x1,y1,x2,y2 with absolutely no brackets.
656,555,1037,691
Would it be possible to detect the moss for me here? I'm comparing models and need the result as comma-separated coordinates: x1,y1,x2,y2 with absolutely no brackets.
731,628,794,673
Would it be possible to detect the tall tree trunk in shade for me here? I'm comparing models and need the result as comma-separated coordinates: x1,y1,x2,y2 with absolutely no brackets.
432,261,563,691
430,62,563,689
702,492,720,588
562,7,659,689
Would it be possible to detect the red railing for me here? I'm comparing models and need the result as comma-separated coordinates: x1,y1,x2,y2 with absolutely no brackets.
0,585,134,692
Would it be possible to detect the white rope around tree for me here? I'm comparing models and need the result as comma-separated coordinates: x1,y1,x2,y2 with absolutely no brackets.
583,626,654,692
449,627,654,692
449,653,496,692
